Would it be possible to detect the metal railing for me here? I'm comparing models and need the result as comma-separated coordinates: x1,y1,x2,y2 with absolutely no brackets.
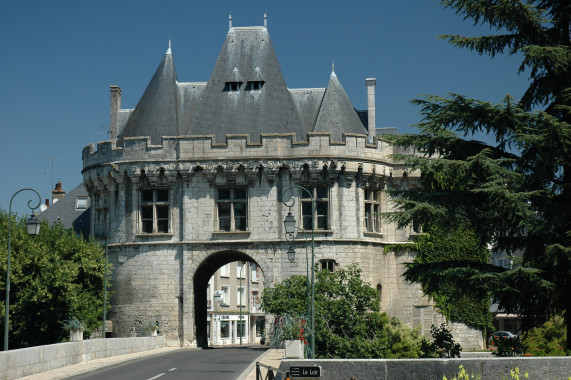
256,362,289,380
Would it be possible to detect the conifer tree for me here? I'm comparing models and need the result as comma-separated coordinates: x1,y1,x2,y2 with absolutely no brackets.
385,0,571,347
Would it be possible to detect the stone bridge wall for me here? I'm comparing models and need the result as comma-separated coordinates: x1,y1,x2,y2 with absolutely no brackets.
0,336,166,380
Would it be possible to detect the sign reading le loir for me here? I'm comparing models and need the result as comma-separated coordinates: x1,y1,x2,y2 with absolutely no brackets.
289,366,321,378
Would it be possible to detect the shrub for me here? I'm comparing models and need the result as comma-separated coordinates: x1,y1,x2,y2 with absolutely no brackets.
491,336,526,357
522,315,567,356
422,323,462,358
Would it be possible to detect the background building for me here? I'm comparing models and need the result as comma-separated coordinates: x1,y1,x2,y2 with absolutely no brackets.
207,261,265,345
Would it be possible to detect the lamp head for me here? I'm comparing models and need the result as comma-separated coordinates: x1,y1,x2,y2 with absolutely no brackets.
26,215,40,236
287,245,296,262
283,212,296,235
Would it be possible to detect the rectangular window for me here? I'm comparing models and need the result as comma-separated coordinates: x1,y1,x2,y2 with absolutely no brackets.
220,264,229,277
320,259,336,272
221,321,230,338
237,286,245,306
237,320,245,338
301,186,329,230
255,318,264,337
364,189,381,232
237,261,246,278
140,188,169,233
75,197,88,210
252,291,260,311
217,188,248,231
221,286,229,306
251,263,258,282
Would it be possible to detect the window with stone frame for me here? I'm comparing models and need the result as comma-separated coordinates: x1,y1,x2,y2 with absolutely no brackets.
301,186,329,230
216,187,248,231
320,259,336,272
237,286,245,306
364,189,382,233
139,188,170,234
94,192,109,237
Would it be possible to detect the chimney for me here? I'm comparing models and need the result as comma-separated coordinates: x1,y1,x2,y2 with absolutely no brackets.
365,78,376,141
110,85,122,140
45,198,50,208
52,180,66,204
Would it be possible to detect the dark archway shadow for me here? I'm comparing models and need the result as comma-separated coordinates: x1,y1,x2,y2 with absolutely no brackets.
193,250,259,348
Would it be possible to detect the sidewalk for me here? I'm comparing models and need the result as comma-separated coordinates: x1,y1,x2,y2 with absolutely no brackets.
238,348,285,380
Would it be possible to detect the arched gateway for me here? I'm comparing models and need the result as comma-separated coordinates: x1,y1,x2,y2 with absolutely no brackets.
82,18,484,350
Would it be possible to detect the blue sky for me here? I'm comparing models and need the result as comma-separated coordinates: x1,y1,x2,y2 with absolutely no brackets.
0,0,528,215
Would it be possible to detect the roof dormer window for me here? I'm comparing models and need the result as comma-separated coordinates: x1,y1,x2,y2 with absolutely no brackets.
246,81,264,91
224,67,243,92
224,81,242,92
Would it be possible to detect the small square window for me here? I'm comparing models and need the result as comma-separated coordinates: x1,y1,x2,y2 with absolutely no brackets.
75,197,88,210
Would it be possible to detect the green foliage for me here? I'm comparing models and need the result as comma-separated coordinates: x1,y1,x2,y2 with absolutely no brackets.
400,227,494,333
144,321,159,333
268,314,310,345
384,0,571,348
421,323,462,358
0,211,108,348
262,263,426,358
491,336,526,357
522,315,567,356
61,317,87,333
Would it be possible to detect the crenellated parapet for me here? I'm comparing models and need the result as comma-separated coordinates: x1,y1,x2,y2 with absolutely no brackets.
82,133,416,188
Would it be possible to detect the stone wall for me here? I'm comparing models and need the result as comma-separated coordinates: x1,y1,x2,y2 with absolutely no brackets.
0,336,166,380
280,357,571,380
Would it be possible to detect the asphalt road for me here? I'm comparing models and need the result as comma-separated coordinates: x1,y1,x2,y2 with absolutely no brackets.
65,346,268,380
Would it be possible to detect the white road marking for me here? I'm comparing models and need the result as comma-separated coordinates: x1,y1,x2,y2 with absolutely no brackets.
168,368,177,372
147,373,165,380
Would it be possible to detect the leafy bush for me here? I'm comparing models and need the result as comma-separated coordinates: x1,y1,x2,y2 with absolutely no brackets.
262,263,426,358
491,336,526,357
422,323,462,358
522,315,567,356
269,314,310,345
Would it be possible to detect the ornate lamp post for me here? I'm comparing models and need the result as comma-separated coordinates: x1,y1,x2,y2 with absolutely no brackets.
281,185,315,359
4,188,41,351
103,230,127,338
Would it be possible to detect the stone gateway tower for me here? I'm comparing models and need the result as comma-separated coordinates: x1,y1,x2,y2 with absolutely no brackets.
82,19,483,349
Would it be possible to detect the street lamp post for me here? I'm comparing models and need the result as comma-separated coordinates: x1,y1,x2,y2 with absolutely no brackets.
281,185,315,359
4,188,41,351
103,230,127,338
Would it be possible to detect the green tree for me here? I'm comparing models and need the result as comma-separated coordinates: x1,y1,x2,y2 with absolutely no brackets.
262,263,425,358
395,227,494,334
0,211,108,348
385,1,571,347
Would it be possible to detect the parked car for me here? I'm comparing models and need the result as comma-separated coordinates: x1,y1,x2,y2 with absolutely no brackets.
489,331,518,345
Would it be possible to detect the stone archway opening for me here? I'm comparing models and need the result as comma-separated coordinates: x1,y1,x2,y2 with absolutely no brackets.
193,250,266,348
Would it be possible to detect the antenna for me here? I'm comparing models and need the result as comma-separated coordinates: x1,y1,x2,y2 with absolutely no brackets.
45,156,64,192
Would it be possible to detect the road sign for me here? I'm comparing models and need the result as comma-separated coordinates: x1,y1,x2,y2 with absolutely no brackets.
289,366,321,378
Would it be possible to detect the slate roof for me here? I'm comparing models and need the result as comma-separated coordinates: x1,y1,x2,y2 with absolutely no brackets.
313,72,368,140
37,184,91,237
116,24,370,145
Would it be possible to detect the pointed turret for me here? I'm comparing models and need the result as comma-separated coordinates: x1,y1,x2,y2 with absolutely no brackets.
313,71,368,141
184,26,304,143
118,42,179,145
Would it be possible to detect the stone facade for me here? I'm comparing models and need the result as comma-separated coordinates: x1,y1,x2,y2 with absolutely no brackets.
81,21,484,350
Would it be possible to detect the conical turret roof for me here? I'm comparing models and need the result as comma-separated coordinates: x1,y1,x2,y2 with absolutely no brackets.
184,26,304,142
313,71,368,141
118,44,179,145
